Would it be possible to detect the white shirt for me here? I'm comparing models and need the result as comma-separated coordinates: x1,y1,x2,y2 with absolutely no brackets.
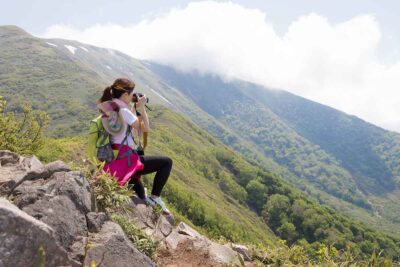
110,107,138,147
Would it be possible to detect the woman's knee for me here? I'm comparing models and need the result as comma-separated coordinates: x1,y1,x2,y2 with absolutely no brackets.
165,157,173,168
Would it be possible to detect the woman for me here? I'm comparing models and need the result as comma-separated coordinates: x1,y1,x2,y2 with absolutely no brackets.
99,77,173,214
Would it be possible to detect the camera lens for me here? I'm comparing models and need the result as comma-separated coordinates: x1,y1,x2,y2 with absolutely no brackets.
131,92,149,103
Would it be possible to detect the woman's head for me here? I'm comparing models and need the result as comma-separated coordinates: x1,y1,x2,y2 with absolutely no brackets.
99,78,136,103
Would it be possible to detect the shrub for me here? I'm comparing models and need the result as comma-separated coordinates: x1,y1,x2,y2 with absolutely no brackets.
0,96,48,155
86,162,132,212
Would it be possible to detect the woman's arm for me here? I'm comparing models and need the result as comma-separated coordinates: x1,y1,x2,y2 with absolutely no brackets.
130,95,149,132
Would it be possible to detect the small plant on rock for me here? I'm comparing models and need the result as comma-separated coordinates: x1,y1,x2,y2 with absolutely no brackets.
111,214,158,260
87,162,132,212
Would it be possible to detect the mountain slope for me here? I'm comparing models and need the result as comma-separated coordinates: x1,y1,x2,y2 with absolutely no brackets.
0,26,103,136
0,25,292,191
1,25,400,258
0,25,276,246
145,62,400,234
37,105,400,259
245,86,399,194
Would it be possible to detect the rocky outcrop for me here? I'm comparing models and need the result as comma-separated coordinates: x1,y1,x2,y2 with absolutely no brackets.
0,150,253,267
0,150,44,196
83,221,157,267
124,197,253,267
0,151,156,267
0,198,71,267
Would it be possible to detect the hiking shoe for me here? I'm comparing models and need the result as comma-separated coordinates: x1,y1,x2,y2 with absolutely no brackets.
145,196,170,215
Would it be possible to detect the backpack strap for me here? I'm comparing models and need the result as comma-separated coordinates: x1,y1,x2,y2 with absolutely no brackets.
143,132,148,149
136,110,147,150
97,130,110,148
116,125,135,166
137,119,143,151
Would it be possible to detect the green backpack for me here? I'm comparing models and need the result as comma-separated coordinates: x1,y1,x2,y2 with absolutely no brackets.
88,115,133,164
88,115,114,163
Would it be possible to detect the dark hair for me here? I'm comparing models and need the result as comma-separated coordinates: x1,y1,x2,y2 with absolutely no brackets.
99,78,135,103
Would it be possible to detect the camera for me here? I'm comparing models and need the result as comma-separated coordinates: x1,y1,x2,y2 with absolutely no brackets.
132,92,149,103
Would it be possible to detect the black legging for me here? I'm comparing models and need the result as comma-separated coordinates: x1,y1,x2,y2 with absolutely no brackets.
129,155,173,199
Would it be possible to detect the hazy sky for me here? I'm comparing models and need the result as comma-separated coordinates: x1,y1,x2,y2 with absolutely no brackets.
2,0,400,132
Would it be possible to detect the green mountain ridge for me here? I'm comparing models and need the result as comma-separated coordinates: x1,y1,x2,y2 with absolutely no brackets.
1,25,400,259
145,62,400,235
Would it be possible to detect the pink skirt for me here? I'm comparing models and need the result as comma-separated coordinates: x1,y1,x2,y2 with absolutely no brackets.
103,144,144,186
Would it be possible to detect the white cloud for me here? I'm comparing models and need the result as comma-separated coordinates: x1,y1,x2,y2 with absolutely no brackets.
39,1,400,132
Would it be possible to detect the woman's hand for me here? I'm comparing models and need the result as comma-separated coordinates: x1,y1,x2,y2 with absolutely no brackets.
136,95,147,108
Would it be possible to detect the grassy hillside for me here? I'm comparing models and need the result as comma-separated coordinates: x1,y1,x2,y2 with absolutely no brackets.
36,106,400,260
0,26,104,137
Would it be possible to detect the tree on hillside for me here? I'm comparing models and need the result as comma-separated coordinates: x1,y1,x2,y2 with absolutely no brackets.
0,95,48,155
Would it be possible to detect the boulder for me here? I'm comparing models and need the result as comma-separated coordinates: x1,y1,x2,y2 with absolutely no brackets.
231,243,252,261
123,196,174,241
69,236,89,264
0,150,71,197
0,151,28,195
11,171,92,249
165,228,196,250
84,221,156,267
177,222,203,239
0,197,72,267
0,150,20,166
208,243,238,264
21,155,43,171
87,212,108,233
163,222,239,266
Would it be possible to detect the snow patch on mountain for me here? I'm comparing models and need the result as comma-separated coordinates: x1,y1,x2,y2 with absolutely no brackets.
64,45,77,54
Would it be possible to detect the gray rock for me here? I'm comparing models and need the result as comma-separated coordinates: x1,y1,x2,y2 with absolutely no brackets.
21,160,71,183
84,221,156,267
232,243,252,261
163,213,175,226
22,194,88,249
122,196,174,241
0,151,27,196
143,214,174,241
0,150,20,166
11,171,92,249
209,243,237,264
163,222,238,265
177,222,203,239
87,212,108,233
164,228,200,251
0,197,71,267
22,155,43,171
39,160,71,177
6,160,71,196
159,216,173,237
69,235,89,263
129,196,156,229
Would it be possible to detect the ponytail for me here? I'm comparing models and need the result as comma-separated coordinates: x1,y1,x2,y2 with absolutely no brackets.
99,86,113,103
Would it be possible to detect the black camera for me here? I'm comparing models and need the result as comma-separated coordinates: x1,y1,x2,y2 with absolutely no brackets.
132,92,149,103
